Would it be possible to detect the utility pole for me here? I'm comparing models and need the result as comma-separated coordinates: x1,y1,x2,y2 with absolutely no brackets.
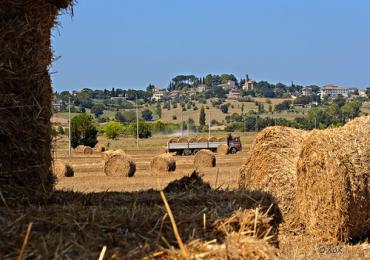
187,117,190,136
136,95,139,148
208,111,211,138
68,96,71,157
181,109,183,136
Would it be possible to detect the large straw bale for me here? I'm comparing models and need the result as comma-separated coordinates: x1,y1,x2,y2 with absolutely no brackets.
178,137,189,143
188,137,197,143
217,144,229,155
74,145,85,153
0,0,74,200
52,160,74,179
197,137,209,142
208,136,218,142
150,153,176,173
168,137,179,143
294,116,370,241
94,143,105,153
194,149,216,168
239,126,306,218
104,150,136,177
217,136,228,142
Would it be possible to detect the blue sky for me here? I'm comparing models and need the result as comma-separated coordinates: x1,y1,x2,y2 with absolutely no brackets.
52,0,370,92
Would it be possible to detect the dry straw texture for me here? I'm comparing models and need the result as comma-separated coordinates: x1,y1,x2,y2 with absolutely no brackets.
294,116,370,241
103,150,136,177
52,160,74,179
150,153,176,173
168,137,179,144
217,136,228,142
74,145,85,153
0,0,73,200
178,137,189,143
194,150,216,168
82,146,93,155
94,143,105,153
239,126,306,219
197,137,209,142
217,144,229,155
208,136,218,142
0,173,281,259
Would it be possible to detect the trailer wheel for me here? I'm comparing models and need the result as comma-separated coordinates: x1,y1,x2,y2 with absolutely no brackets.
193,149,200,155
183,149,192,156
230,147,237,154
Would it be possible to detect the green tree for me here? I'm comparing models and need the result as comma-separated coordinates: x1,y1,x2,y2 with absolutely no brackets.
115,111,126,123
268,104,273,113
128,120,152,139
220,104,229,114
156,102,162,118
199,106,206,126
91,104,105,118
103,121,123,139
141,108,153,121
57,125,65,135
71,113,98,148
342,100,362,120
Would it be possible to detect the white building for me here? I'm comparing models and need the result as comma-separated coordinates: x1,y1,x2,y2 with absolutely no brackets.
218,80,236,91
301,87,313,96
242,80,256,91
152,91,166,101
359,89,367,98
320,84,350,98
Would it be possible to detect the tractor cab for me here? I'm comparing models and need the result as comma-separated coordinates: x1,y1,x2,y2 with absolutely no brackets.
228,135,242,154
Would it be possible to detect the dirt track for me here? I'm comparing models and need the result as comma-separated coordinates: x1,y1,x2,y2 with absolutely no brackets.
54,148,247,192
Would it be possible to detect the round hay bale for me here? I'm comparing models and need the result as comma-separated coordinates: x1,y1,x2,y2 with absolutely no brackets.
150,153,176,173
94,143,106,152
52,160,74,179
194,150,216,168
218,136,228,142
188,137,197,143
208,136,218,142
294,116,370,241
104,150,136,177
74,145,85,153
158,146,168,154
238,126,306,219
217,144,229,155
83,146,93,155
178,137,189,143
197,137,208,142
168,137,180,144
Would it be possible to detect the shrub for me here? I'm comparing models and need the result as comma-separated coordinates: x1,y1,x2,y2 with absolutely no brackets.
71,113,98,148
103,121,123,139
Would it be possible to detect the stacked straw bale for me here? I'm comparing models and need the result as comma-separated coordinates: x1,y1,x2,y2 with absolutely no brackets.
150,153,176,173
168,137,179,144
52,160,74,179
294,116,370,241
0,0,73,199
178,137,189,143
74,145,93,154
197,137,208,142
208,136,218,142
194,150,216,168
218,136,228,142
217,144,229,155
239,126,306,218
103,150,136,177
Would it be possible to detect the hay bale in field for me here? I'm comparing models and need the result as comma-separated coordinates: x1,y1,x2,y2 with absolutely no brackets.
197,137,208,142
158,146,168,154
194,150,216,168
83,146,93,155
0,0,74,199
239,126,306,219
217,144,229,155
150,153,176,173
104,150,136,177
94,143,106,153
74,145,85,153
294,116,370,241
52,160,74,179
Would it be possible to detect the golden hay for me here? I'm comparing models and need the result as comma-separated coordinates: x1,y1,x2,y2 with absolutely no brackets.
239,126,306,219
294,116,370,241
168,137,179,143
103,150,136,177
74,145,85,153
217,144,229,155
52,160,74,179
208,136,218,142
194,150,216,168
188,137,198,143
197,137,209,142
94,143,105,153
150,153,176,173
83,146,93,155
178,137,189,143
217,136,228,142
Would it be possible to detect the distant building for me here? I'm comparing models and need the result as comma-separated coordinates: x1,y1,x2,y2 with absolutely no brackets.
52,95,63,112
152,91,166,101
218,80,236,91
197,84,208,92
359,89,367,98
320,84,350,98
227,89,241,99
242,75,256,91
301,87,313,96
